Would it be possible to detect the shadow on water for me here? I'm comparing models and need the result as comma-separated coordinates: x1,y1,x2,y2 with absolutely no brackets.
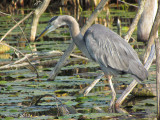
0,1,157,119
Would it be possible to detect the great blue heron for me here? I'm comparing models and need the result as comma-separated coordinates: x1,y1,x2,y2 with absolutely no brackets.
36,15,148,107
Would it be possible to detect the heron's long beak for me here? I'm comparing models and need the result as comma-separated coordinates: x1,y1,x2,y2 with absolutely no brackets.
36,25,56,40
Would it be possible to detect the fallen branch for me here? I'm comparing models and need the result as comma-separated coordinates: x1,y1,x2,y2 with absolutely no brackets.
0,59,56,70
83,74,104,96
0,49,88,69
14,50,88,64
0,11,34,42
0,42,39,76
118,0,138,8
0,56,84,70
0,11,11,16
0,10,36,65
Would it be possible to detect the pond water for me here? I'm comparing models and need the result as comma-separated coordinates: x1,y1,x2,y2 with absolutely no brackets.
0,2,157,120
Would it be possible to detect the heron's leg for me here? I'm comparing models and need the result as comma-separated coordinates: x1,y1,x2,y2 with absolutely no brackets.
107,75,116,108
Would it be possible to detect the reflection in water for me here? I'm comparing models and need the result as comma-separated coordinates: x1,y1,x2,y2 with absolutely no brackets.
0,53,10,59
0,42,10,54
0,42,10,59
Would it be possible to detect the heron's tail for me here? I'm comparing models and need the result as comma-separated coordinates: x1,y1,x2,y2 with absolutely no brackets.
128,60,148,82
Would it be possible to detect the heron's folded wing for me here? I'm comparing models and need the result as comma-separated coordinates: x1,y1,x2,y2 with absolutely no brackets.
84,26,139,72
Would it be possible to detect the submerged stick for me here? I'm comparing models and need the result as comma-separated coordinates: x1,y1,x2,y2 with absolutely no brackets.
31,94,70,115
0,50,88,70
115,80,138,107
84,74,104,96
0,11,29,43
48,0,109,80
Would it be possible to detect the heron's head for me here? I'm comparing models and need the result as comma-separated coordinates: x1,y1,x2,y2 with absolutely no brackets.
36,16,67,40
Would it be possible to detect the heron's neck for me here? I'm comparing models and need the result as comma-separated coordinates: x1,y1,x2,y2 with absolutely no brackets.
63,16,82,40
69,19,84,49
63,15,91,59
